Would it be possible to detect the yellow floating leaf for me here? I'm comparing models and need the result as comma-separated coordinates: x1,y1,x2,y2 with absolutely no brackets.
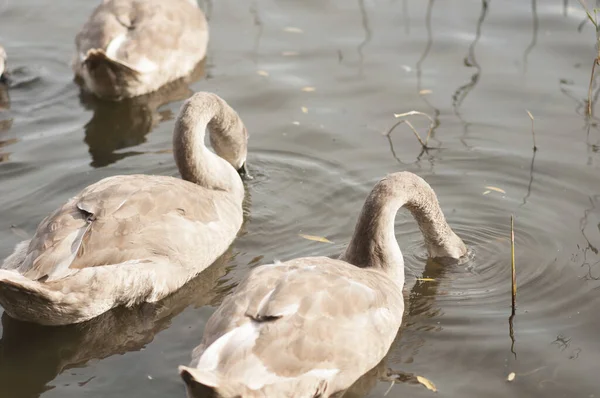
301,86,316,92
284,27,304,33
299,234,333,243
484,186,506,194
507,372,516,382
417,278,435,282
292,121,300,125
282,51,299,56
416,375,437,392
419,89,432,95
482,190,491,195
301,106,308,113
526,110,534,120
257,70,269,77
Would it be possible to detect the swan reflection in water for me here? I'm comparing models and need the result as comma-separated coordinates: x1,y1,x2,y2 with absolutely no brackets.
79,58,206,168
0,248,232,398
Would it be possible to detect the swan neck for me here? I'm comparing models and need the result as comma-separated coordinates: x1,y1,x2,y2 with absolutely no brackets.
341,194,405,284
342,172,465,280
173,93,244,198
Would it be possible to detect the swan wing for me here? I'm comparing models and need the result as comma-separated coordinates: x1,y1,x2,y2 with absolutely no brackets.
17,175,232,282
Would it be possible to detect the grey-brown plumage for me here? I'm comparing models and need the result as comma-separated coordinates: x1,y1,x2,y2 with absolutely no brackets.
0,92,248,325
73,0,208,99
179,172,467,397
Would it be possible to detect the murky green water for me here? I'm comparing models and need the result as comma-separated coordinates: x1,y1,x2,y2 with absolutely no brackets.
1,0,599,397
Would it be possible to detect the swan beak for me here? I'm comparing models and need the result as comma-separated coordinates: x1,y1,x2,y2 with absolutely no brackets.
237,162,253,180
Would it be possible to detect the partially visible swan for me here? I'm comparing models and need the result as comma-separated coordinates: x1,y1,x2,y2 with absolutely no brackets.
0,45,7,83
73,0,208,99
179,172,467,397
0,92,249,326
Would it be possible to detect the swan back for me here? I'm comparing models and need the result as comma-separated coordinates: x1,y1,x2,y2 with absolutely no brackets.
180,257,404,397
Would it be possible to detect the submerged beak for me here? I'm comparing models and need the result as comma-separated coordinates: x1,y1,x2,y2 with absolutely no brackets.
237,162,253,180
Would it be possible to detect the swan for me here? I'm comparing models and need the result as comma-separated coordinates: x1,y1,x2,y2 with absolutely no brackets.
0,45,7,83
72,0,208,100
179,171,467,397
0,92,249,326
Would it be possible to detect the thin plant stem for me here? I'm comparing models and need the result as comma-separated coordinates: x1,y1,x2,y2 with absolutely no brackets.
526,110,537,151
511,215,517,312
588,59,598,116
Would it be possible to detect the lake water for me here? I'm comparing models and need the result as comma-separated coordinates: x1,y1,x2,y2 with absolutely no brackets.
1,0,599,397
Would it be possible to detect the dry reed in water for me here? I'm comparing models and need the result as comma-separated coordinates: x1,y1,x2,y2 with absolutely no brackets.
511,215,516,312
387,110,436,148
526,110,537,152
577,0,600,115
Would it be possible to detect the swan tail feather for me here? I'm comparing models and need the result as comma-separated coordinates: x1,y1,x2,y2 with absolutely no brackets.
0,270,66,324
80,49,141,98
83,48,140,77
179,366,247,397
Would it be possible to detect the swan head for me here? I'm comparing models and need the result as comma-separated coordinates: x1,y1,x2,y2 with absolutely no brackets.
209,118,249,178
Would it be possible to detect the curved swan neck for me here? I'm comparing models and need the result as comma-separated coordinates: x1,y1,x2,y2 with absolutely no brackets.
341,172,466,280
173,92,246,198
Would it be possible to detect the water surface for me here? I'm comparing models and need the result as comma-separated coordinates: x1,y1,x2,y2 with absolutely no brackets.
1,0,599,397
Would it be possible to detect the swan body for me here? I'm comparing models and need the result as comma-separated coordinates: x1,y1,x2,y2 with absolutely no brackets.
0,92,248,325
73,0,208,99
180,172,467,397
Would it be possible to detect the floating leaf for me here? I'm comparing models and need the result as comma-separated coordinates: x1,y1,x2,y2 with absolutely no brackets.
292,121,300,125
482,190,491,195
526,110,534,120
416,375,437,392
400,65,412,72
419,89,432,95
301,86,316,92
416,278,435,282
283,27,304,33
257,70,269,77
299,234,333,243
507,372,516,382
282,51,299,56
484,186,506,194
301,106,308,113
